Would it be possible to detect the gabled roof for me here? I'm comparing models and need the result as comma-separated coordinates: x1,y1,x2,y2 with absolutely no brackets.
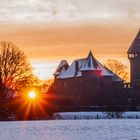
53,60,69,76
127,30,140,54
54,51,123,81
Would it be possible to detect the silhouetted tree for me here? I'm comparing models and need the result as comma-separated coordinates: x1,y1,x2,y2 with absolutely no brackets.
0,41,37,99
104,59,128,81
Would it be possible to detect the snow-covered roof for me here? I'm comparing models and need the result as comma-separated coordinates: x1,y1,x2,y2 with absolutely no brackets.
54,52,123,81
60,59,85,79
102,64,123,81
96,61,113,76
53,60,69,77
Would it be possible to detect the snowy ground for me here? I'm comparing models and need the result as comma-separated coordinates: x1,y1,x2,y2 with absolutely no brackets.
0,120,140,140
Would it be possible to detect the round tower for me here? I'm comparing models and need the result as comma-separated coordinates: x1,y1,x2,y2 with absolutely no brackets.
128,30,140,85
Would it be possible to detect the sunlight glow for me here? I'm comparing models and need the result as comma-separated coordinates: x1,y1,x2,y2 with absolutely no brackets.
28,91,36,99
32,63,56,80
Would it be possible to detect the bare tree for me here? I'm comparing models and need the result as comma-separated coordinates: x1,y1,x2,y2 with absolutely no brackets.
0,41,37,98
104,59,128,81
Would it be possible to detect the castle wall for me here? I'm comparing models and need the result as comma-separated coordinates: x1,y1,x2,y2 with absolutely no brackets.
51,71,122,106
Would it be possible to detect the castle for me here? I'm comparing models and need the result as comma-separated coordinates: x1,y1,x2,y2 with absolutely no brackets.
128,30,140,87
49,30,140,110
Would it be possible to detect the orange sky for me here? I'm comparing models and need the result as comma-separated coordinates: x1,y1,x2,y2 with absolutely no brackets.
0,0,140,80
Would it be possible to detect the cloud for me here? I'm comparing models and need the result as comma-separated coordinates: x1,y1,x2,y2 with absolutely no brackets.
0,0,77,24
0,0,139,25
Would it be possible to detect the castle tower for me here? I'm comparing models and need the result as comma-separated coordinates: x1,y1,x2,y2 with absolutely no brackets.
128,30,140,85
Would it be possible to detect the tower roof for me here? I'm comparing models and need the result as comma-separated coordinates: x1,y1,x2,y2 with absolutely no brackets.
127,30,140,54
81,51,99,71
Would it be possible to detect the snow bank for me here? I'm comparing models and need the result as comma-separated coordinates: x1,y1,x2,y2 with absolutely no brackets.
54,112,140,120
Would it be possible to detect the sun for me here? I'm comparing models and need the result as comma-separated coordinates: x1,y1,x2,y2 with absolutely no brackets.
28,91,36,99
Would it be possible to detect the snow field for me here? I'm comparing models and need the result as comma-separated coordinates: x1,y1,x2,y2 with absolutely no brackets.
0,120,140,140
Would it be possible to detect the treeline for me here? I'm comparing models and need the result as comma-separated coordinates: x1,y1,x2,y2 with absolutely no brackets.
0,41,53,120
